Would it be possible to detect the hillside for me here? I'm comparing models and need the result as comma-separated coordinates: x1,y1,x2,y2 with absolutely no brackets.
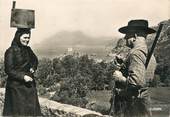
33,31,117,59
152,19,170,82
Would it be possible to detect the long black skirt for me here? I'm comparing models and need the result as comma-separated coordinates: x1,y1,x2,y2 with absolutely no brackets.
3,81,42,116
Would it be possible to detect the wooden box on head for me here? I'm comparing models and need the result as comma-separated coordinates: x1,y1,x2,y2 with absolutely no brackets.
10,1,35,29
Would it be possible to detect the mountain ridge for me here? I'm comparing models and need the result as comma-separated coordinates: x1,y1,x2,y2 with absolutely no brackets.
33,31,118,58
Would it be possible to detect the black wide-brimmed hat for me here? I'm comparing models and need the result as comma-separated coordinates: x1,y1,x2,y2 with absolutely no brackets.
119,19,156,34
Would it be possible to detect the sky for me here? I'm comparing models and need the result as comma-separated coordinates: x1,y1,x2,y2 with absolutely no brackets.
0,0,169,51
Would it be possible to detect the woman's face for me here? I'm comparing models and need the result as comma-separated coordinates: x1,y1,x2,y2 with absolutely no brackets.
20,33,30,46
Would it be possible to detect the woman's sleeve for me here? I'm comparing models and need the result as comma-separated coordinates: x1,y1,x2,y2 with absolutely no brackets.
29,47,38,71
4,48,25,81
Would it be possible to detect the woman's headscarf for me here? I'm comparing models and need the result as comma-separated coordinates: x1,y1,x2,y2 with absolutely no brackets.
11,28,31,47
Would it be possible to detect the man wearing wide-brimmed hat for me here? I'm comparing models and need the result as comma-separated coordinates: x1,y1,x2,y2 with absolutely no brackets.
112,19,156,117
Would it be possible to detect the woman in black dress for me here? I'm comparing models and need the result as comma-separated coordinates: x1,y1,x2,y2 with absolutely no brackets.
3,28,42,116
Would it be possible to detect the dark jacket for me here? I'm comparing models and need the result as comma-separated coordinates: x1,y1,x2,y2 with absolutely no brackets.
3,30,41,116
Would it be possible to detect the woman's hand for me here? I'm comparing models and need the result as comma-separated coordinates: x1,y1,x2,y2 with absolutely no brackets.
30,68,35,74
24,75,33,82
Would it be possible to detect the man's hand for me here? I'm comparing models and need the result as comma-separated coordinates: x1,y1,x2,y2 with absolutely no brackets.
113,70,126,82
113,54,125,70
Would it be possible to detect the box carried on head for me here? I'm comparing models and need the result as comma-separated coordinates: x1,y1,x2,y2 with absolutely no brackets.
10,1,35,29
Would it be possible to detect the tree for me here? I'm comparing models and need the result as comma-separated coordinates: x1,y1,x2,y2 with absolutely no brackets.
149,75,161,87
61,55,79,77
36,58,53,87
0,60,7,87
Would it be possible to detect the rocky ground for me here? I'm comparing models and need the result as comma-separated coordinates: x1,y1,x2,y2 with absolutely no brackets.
0,88,104,117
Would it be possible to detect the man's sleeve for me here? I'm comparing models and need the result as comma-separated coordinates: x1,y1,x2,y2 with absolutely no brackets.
127,50,146,87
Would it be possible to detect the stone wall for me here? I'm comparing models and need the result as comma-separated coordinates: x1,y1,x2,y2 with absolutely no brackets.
0,88,103,117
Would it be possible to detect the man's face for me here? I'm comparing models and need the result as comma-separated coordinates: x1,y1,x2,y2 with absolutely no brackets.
20,33,30,46
124,33,136,48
